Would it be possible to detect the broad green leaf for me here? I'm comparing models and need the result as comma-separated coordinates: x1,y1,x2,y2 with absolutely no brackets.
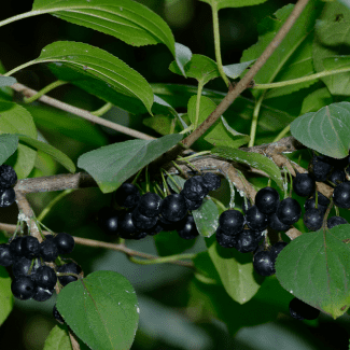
56,270,139,350
78,134,182,193
223,60,255,79
33,41,154,114
175,43,192,78
241,1,320,99
0,101,37,178
322,55,350,95
338,0,350,11
0,63,14,101
0,76,16,87
32,0,175,55
290,101,350,158
206,236,263,304
143,115,182,136
169,54,220,85
313,2,350,96
0,267,14,326
301,87,333,114
18,135,76,173
199,0,267,9
192,251,222,284
276,225,350,318
166,174,185,193
43,325,72,350
154,231,196,256
212,146,284,190
0,134,18,166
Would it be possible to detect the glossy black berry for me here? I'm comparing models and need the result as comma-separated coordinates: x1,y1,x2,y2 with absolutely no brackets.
219,210,244,236
33,266,57,289
270,241,288,257
40,239,58,262
245,206,268,231
333,182,350,208
53,305,65,324
138,193,162,217
253,250,276,276
115,183,141,208
268,213,290,231
177,215,199,239
10,236,24,257
293,173,315,197
0,187,15,207
21,236,40,259
303,208,324,231
276,198,301,225
57,263,82,286
329,168,346,184
132,207,158,230
216,227,238,248
235,229,261,253
0,164,17,188
202,172,221,191
289,298,320,321
255,187,280,214
0,244,13,266
327,216,348,229
159,193,187,222
12,257,40,279
182,176,209,201
33,285,54,302
97,207,119,235
304,199,327,213
308,155,333,181
54,232,75,255
11,277,35,300
180,190,202,210
119,212,138,238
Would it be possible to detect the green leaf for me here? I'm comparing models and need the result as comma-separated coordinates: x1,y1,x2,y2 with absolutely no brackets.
32,0,175,55
154,231,196,256
290,101,350,159
33,41,154,114
78,134,182,193
174,43,192,78
0,267,14,326
223,60,255,79
198,0,268,10
0,62,14,101
313,2,350,96
206,236,263,304
212,146,284,190
301,87,333,114
322,55,350,95
276,225,350,318
241,1,320,99
43,325,72,350
0,76,16,87
0,134,18,166
56,271,139,350
18,135,76,173
169,54,220,85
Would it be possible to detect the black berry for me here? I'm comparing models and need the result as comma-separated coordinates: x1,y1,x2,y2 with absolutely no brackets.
0,244,13,266
0,187,16,207
329,168,346,184
202,172,221,191
10,236,24,257
219,210,244,236
12,256,40,279
115,183,140,208
159,193,188,222
303,208,324,231
177,215,199,239
53,305,65,323
137,193,162,217
333,182,350,208
327,216,348,229
132,207,158,230
182,176,209,201
289,297,320,320
119,212,139,238
308,155,333,181
33,285,54,302
293,173,315,197
97,207,119,235
33,266,57,289
276,198,301,225
40,239,58,262
11,277,35,300
234,229,261,253
253,250,276,276
56,262,82,286
255,187,280,214
216,227,238,248
54,232,75,255
21,236,40,259
0,164,17,188
180,190,203,210
245,206,268,231
270,241,288,257
268,213,290,231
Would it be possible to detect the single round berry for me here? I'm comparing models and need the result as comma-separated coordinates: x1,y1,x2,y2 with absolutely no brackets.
119,212,139,238
293,173,315,197
304,199,327,213
329,168,346,184
138,193,162,217
0,164,17,188
202,172,221,191
333,182,350,208
276,198,301,225
54,232,75,255
21,236,40,259
0,244,13,266
235,229,261,253
180,190,202,210
97,207,119,235
268,213,290,231
216,227,238,248
219,210,244,236
56,263,82,286
308,155,333,181
182,176,209,201
253,251,276,276
327,216,348,229
270,241,288,257
304,208,324,231
289,298,320,320
115,183,140,208
32,285,54,302
132,207,158,230
33,266,57,289
10,236,24,257
159,193,188,222
11,277,35,300
245,206,268,231
40,239,58,262
12,256,40,279
255,187,280,214
53,305,65,324
177,215,199,239
0,187,15,207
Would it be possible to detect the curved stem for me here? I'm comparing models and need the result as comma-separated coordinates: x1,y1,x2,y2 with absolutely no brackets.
248,94,265,147
0,10,42,29
24,80,67,104
91,102,113,117
3,60,37,77
194,83,204,129
273,125,291,142
128,253,196,267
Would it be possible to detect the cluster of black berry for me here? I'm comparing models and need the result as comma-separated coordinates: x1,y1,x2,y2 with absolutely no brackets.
98,172,222,240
